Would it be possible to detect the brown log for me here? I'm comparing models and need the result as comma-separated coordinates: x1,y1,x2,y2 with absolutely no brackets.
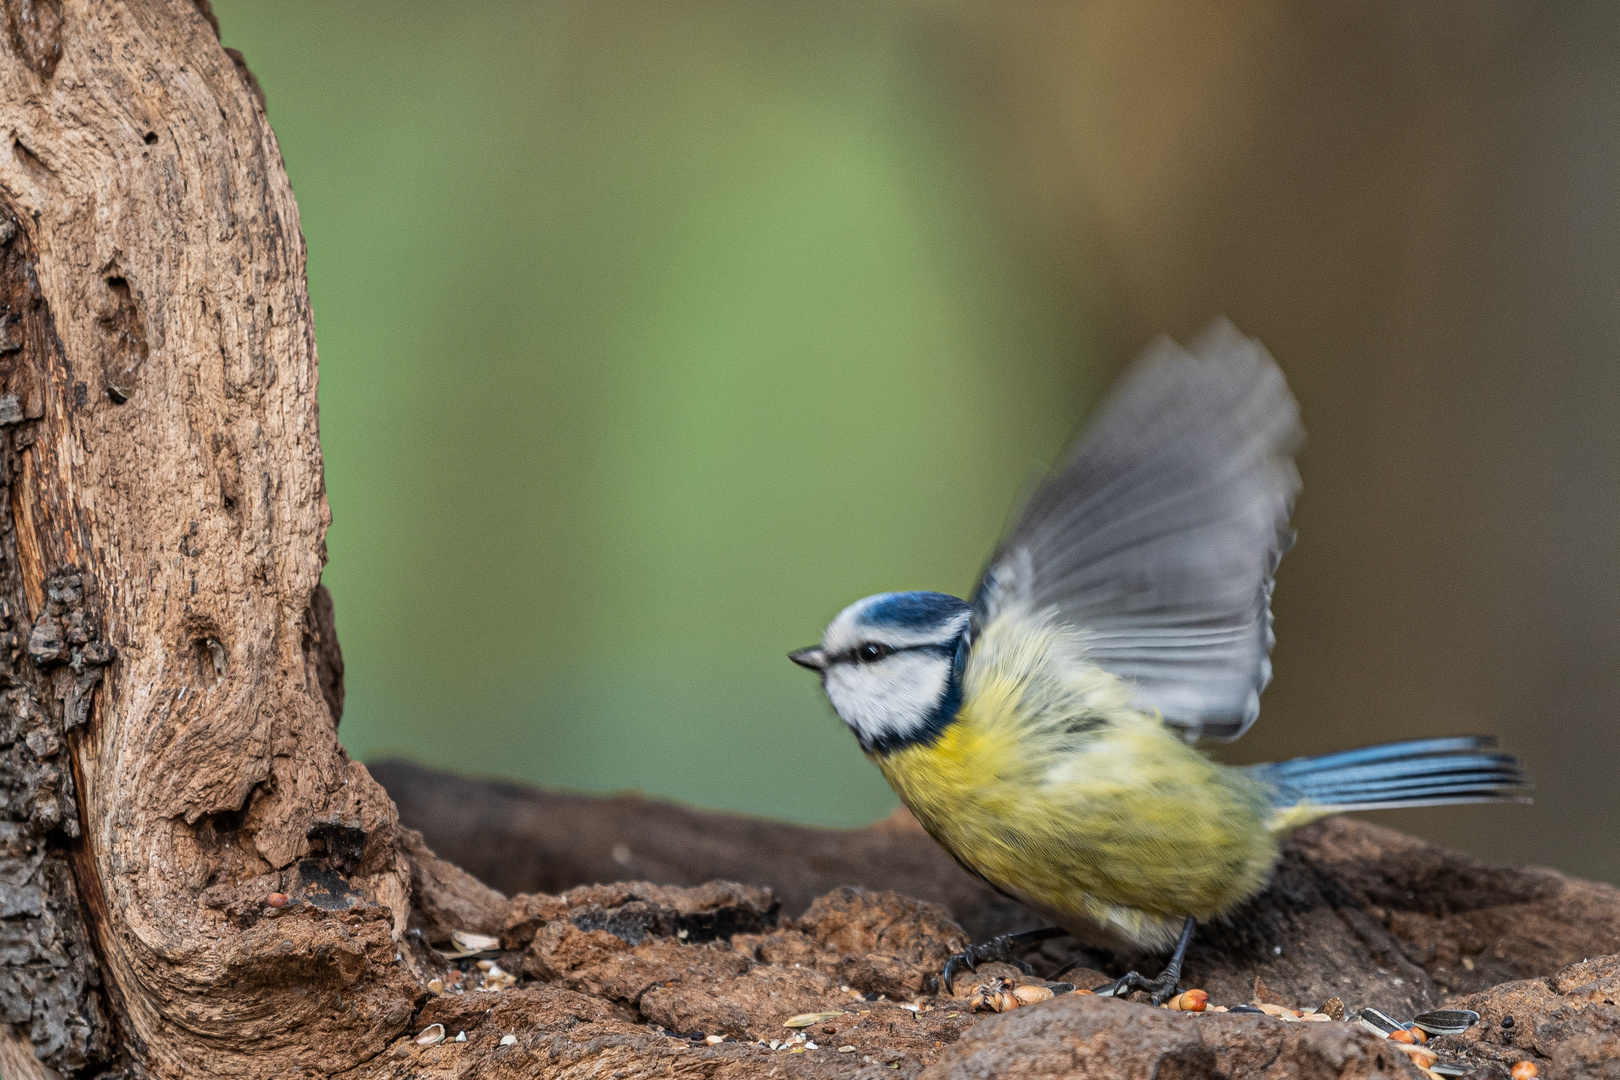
376,760,1620,1018
369,759,1035,943
0,3,416,1075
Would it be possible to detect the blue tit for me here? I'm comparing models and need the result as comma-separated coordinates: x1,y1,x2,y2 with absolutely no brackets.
790,318,1529,1001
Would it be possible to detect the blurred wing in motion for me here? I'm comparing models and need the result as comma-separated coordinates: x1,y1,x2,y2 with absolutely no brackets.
973,318,1303,741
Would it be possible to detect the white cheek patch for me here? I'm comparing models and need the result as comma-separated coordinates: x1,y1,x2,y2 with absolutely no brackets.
824,651,950,746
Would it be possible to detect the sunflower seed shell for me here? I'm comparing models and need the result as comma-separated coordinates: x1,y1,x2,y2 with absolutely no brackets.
1413,1009,1481,1036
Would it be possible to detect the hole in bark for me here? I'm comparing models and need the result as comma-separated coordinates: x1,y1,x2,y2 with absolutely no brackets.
12,139,53,180
210,433,245,527
143,131,158,145
306,819,367,873
99,274,148,403
196,804,247,841
195,636,226,681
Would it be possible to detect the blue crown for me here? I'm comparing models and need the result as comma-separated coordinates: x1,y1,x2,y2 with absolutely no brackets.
857,591,970,631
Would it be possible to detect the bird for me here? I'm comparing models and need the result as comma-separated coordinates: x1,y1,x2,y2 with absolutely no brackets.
789,318,1530,1003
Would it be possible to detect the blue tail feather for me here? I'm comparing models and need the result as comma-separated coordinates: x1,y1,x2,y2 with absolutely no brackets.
1251,736,1530,811
1261,736,1496,778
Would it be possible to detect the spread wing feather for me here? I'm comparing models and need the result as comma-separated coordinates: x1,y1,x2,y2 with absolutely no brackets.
972,318,1303,741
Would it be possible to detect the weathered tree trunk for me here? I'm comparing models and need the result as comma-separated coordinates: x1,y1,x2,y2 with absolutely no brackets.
0,2,419,1075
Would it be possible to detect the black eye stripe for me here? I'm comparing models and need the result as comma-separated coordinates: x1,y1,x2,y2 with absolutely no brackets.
837,641,954,666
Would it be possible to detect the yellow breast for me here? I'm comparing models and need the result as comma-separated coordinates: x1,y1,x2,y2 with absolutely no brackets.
871,605,1278,950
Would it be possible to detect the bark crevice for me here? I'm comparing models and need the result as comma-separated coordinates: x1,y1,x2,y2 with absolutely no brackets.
0,201,114,1077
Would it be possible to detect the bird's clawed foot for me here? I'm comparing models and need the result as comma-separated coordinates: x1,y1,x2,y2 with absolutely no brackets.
941,926,1065,993
1094,967,1181,1005
1088,916,1197,1006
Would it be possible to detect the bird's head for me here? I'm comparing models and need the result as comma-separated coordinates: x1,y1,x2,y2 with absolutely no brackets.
790,591,970,753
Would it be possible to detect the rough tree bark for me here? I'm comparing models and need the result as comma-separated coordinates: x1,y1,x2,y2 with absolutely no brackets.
0,2,419,1076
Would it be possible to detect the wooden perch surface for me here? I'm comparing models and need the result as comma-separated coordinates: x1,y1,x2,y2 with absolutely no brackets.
369,760,1620,1079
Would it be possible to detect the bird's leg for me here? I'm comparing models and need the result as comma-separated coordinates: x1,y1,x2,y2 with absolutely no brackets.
941,926,1066,992
1089,917,1196,1005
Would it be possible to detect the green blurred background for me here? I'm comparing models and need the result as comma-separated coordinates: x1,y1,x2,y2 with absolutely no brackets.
211,1,1620,884
210,0,1094,827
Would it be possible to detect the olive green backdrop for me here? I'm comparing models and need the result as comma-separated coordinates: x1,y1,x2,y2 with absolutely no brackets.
208,0,1094,828
210,2,1620,885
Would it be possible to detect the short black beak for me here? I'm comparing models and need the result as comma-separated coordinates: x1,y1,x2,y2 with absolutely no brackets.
789,646,828,672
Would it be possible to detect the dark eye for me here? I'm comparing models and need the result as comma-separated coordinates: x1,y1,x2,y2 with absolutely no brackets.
855,642,892,663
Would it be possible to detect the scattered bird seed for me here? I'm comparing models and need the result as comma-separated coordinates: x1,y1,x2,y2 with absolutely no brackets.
499,1035,517,1047
1011,985,1054,1006
839,1045,856,1052
1167,990,1208,1012
705,1035,724,1045
784,1012,844,1028
426,978,444,995
1429,1065,1473,1077
805,1042,819,1050
968,978,1019,1013
479,963,517,992
415,1023,446,1047
1357,1007,1406,1038
1413,1010,1480,1036
454,1031,466,1043
266,892,289,908
440,930,502,959
1228,1005,1266,1014
1395,1044,1438,1069
1510,1064,1538,1080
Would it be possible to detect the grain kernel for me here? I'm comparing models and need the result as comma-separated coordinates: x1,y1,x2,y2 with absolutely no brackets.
1398,1044,1438,1069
